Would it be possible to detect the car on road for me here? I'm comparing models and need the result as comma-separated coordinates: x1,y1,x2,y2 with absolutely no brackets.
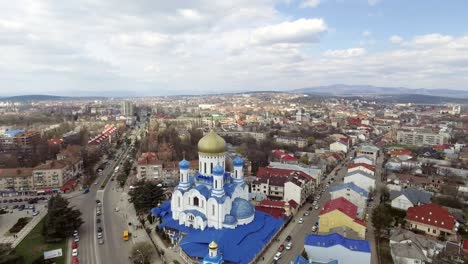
278,244,285,252
298,218,304,224
32,211,39,216
74,236,80,242
285,235,291,242
311,226,317,232
13,205,18,209
115,207,119,212
73,230,79,236
97,232,103,239
304,211,310,216
72,256,79,264
99,239,104,245
96,218,101,224
286,242,292,250
72,242,78,249
2,199,7,203
72,249,78,256
96,210,101,216
97,227,103,233
96,199,101,203
314,205,320,210
273,252,282,261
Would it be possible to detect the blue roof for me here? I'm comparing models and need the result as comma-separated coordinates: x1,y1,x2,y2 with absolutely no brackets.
230,198,254,219
179,159,190,169
305,233,371,253
224,215,237,225
199,254,223,264
195,184,211,199
233,156,244,167
160,211,283,264
150,201,171,217
213,164,224,175
224,183,237,197
345,170,375,180
184,209,207,221
311,261,338,264
293,255,309,264
329,182,369,197
4,129,24,136
209,195,228,204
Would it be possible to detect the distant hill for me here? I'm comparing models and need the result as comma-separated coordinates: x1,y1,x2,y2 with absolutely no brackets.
340,94,468,104
291,84,468,98
1,94,106,102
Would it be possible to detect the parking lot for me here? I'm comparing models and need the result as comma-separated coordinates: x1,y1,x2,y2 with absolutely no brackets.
0,196,49,245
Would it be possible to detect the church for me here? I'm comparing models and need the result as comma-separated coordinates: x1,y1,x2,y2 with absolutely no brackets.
171,131,254,230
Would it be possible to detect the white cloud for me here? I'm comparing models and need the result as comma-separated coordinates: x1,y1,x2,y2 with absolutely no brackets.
389,35,403,44
324,48,366,58
412,33,453,46
177,9,204,21
362,31,372,37
300,0,320,8
368,0,381,6
251,18,327,45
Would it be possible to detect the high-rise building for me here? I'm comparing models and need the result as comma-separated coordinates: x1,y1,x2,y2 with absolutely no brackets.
121,101,135,116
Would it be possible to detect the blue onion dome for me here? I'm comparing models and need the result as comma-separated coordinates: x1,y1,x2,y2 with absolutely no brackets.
230,198,255,219
233,156,244,167
224,215,237,225
179,159,190,170
213,164,224,175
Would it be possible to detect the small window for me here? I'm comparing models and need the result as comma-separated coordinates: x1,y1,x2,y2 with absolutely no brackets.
212,205,215,216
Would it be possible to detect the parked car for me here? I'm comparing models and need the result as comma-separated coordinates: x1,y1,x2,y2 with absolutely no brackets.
298,218,304,224
2,199,7,203
286,242,292,250
74,236,80,242
314,205,320,210
18,199,23,202
32,211,39,216
285,235,292,242
72,249,78,257
312,226,317,232
304,211,310,216
72,242,78,249
273,252,282,261
73,230,79,237
278,244,285,252
97,227,103,233
98,239,104,245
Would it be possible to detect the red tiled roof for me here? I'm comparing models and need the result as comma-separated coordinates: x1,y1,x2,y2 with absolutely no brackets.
138,152,162,165
320,197,364,226
390,149,412,156
281,154,297,161
347,163,376,172
288,199,299,209
432,144,452,150
259,200,285,208
405,203,457,231
255,206,285,219
257,167,314,182
463,240,468,252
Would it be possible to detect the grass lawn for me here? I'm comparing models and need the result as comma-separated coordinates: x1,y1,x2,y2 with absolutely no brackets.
15,218,68,264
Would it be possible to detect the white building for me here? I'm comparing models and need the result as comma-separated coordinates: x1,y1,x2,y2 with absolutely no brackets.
304,233,371,264
330,141,348,153
353,155,375,166
171,131,253,230
344,170,375,193
397,130,450,146
329,182,369,210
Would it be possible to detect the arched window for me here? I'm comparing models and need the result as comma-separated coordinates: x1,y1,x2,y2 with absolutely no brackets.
214,180,217,189
212,204,215,216
210,163,213,174
193,196,199,206
201,200,204,208
235,170,238,178
178,197,181,207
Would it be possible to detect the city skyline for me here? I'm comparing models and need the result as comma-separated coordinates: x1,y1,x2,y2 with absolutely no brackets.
1,1,468,96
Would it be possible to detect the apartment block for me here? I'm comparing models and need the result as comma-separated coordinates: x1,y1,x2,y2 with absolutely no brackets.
397,130,450,146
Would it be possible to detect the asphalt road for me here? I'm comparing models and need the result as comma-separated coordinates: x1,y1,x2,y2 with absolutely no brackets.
68,147,127,264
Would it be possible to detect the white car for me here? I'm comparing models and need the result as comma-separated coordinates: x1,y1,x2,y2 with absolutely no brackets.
115,207,120,212
72,249,78,256
32,211,39,216
311,226,317,232
74,236,80,242
273,252,282,261
298,218,304,224
314,205,320,210
286,242,292,250
97,232,103,239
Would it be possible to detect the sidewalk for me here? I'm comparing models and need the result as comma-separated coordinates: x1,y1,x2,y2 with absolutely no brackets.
0,208,48,248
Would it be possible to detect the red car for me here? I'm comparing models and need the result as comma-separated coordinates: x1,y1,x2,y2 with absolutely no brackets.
72,256,79,264
72,242,78,249
278,244,285,252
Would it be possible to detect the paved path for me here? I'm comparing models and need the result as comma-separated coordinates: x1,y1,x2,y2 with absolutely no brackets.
0,207,47,248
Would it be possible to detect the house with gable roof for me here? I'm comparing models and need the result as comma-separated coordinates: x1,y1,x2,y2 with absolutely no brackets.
347,163,375,176
304,233,371,264
330,141,348,153
405,203,459,237
318,197,367,238
353,155,374,166
329,182,369,210
344,170,375,193
389,228,441,264
389,187,433,211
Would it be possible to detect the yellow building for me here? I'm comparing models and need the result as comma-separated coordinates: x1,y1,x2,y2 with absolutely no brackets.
318,197,366,238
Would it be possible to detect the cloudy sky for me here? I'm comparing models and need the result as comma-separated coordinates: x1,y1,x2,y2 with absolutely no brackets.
1,0,467,96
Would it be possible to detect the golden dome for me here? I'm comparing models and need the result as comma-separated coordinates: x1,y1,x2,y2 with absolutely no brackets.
209,241,218,249
198,131,226,154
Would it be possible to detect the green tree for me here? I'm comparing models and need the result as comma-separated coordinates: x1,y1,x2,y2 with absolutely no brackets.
44,195,83,240
129,180,165,214
371,204,393,238
299,155,310,165
307,136,315,146
130,242,154,264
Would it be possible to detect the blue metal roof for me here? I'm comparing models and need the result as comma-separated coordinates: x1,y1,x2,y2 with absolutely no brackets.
199,254,223,264
233,156,244,167
3,129,24,136
210,195,228,204
195,184,211,199
305,233,371,253
293,255,309,264
184,209,207,221
213,164,224,175
224,183,237,197
329,182,369,197
230,198,254,219
223,214,237,225
179,159,190,169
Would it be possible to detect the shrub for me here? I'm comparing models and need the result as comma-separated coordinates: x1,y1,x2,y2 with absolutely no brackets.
9,218,30,234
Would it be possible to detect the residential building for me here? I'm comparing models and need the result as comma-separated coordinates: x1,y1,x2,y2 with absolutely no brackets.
344,170,375,193
397,130,450,146
330,141,348,153
304,233,371,264
347,163,376,176
318,197,367,238
390,228,440,264
268,162,323,186
137,152,163,181
356,143,379,161
352,155,374,166
0,129,24,149
14,130,40,146
389,188,433,211
121,100,135,116
32,159,81,192
405,203,459,237
0,168,34,195
274,136,308,148
329,182,369,210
